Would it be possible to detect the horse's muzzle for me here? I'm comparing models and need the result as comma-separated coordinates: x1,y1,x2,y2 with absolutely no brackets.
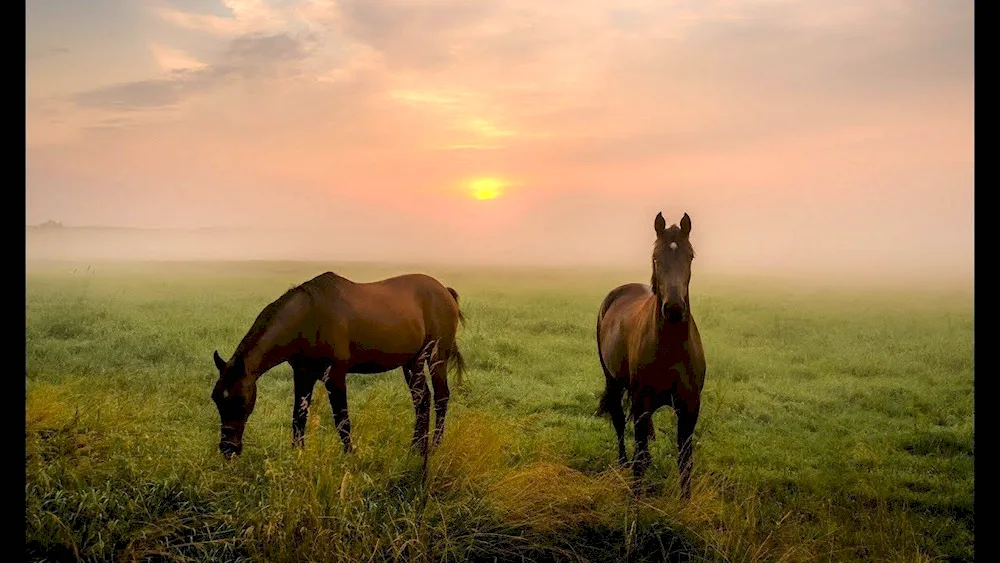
662,302,687,324
219,422,245,458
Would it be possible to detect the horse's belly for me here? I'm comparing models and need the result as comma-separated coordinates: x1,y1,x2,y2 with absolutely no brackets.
348,359,405,374
346,339,423,374
599,317,633,380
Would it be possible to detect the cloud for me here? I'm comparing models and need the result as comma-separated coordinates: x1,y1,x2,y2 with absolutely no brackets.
73,33,309,111
26,46,69,61
333,0,500,70
513,0,976,164
623,0,973,99
292,0,342,31
223,32,306,67
147,42,207,72
152,0,287,37
51,0,973,159
74,78,190,110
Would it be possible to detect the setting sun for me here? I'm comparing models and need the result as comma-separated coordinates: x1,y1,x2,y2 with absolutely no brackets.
467,177,508,200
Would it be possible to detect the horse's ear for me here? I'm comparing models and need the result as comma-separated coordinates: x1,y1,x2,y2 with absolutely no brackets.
680,213,691,236
213,350,227,372
654,212,666,235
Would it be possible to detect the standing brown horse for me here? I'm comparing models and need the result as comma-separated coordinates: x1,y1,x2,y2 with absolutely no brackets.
211,271,466,461
596,212,706,498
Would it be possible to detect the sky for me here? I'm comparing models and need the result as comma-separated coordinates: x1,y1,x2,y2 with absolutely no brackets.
26,0,974,280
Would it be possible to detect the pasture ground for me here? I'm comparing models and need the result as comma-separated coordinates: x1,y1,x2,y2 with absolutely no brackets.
25,260,974,562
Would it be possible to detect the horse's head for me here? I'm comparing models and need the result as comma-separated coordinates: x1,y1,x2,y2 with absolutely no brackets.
651,211,695,324
211,350,257,459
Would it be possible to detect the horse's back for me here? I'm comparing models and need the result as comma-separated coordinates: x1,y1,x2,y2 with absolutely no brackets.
297,272,459,371
372,273,458,315
599,283,651,320
363,273,449,300
348,273,460,341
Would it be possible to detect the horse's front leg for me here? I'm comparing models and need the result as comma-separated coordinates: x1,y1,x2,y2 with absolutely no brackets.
632,394,656,486
674,395,701,500
323,368,352,453
290,364,318,448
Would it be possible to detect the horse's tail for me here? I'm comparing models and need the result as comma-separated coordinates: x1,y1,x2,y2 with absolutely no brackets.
447,287,466,326
446,287,466,386
449,343,466,388
595,381,622,417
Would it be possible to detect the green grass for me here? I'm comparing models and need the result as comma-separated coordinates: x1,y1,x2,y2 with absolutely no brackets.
25,260,973,562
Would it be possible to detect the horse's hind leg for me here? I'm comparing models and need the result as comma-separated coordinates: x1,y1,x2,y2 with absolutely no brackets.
428,345,450,449
323,368,352,454
600,374,628,465
403,356,431,457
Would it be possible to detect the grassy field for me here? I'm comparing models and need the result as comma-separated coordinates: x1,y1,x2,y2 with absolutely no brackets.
25,260,973,562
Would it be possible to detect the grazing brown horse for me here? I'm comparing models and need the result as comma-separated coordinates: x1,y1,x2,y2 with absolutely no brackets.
596,212,706,498
211,272,466,460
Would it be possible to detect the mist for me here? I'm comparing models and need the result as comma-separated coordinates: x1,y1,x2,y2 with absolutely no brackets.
26,186,972,288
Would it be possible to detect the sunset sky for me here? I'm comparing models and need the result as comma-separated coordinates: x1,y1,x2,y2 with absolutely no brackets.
26,0,974,278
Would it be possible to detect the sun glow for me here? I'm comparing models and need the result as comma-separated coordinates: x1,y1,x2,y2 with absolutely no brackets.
468,177,508,200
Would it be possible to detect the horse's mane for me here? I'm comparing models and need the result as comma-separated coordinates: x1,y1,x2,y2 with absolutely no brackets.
233,272,340,359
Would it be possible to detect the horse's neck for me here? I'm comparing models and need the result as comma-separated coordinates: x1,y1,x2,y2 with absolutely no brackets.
658,317,691,339
631,297,663,358
240,347,278,380
647,298,692,345
237,319,297,379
